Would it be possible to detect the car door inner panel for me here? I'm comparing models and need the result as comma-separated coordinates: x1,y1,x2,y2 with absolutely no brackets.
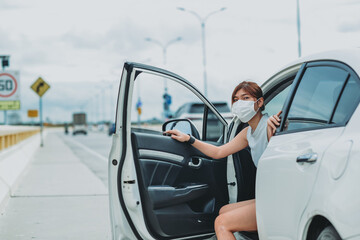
131,132,228,238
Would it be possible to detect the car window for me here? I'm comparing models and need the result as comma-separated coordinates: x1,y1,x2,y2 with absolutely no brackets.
131,72,226,139
205,108,225,142
331,76,360,124
174,105,185,118
263,84,292,117
284,66,348,131
132,73,201,134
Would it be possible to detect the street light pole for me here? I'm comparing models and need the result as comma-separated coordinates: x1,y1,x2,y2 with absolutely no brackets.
145,37,182,90
145,37,182,119
201,21,207,97
177,7,226,97
296,0,302,57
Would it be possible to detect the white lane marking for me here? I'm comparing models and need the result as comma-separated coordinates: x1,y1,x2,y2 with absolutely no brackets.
65,136,108,163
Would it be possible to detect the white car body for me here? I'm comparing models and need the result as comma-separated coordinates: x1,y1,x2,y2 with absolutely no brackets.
256,49,360,240
109,49,360,240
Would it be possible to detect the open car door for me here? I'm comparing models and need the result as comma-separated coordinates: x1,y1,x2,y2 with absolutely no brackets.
108,63,229,240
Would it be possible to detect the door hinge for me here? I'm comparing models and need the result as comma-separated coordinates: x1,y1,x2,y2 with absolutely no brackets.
123,180,136,184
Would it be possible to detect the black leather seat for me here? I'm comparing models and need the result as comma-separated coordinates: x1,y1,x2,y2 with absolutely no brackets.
232,123,259,240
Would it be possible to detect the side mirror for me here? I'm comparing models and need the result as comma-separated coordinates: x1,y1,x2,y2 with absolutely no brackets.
162,119,200,139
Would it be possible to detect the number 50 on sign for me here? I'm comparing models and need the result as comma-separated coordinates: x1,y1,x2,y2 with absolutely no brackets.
0,71,20,110
0,72,18,97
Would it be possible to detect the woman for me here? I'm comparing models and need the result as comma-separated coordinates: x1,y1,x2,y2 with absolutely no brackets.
165,81,281,239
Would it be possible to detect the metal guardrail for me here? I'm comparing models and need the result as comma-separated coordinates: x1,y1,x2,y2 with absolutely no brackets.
0,126,40,151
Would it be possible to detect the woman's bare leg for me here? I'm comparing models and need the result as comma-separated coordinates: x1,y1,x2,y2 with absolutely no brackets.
215,201,257,240
219,199,255,215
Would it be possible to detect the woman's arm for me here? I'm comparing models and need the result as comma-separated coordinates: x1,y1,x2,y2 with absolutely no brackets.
165,127,249,160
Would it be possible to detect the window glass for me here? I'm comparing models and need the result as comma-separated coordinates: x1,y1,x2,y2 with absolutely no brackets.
173,103,203,134
332,76,360,124
174,106,185,118
131,72,226,139
205,109,225,142
263,84,292,117
132,73,201,134
285,66,348,131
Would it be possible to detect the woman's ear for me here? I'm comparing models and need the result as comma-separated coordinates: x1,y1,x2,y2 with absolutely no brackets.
258,97,264,110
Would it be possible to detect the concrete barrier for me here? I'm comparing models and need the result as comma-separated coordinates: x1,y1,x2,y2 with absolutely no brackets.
0,126,42,211
0,126,40,151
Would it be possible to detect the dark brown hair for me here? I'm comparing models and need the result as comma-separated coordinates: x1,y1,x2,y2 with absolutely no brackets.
231,81,265,111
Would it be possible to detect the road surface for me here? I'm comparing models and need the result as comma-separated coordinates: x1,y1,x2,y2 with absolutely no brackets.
0,130,112,240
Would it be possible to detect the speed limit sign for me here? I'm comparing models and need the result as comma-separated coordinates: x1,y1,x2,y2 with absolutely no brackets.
0,71,20,110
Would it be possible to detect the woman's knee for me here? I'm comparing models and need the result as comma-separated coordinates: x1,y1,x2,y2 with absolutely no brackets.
214,215,229,233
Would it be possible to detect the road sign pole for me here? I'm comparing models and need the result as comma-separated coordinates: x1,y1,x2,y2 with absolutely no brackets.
30,76,50,146
40,97,43,147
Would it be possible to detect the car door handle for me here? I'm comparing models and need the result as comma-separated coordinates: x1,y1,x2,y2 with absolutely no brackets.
188,158,202,168
296,153,318,163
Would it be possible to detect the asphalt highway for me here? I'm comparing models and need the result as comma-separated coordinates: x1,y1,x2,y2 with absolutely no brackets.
60,130,112,186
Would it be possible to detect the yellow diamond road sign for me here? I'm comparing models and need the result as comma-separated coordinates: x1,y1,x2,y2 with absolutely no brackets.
31,77,50,97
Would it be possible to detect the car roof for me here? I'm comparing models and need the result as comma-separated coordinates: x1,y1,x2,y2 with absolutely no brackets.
261,48,360,91
281,48,360,75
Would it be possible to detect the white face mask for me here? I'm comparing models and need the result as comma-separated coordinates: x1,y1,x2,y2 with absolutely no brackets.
231,99,259,122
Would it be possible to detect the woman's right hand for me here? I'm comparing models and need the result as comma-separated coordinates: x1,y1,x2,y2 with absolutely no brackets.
164,130,190,142
267,111,282,134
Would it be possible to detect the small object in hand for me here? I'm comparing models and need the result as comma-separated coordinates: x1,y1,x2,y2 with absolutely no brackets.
163,132,172,136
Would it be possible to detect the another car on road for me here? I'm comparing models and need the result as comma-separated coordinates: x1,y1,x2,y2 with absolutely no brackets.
174,102,233,141
108,123,116,136
174,101,232,121
72,112,87,135
108,49,360,240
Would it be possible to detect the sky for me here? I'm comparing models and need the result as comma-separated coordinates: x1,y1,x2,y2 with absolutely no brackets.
0,0,360,123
